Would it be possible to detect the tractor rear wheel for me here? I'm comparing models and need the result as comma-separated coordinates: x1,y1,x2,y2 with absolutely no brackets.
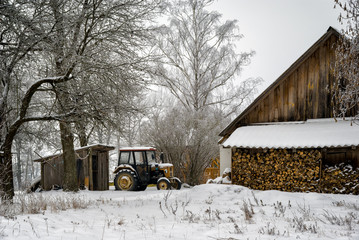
157,178,171,190
114,170,138,191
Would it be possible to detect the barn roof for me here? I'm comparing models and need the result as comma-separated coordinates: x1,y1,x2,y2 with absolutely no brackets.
219,27,340,137
34,144,115,162
222,118,359,149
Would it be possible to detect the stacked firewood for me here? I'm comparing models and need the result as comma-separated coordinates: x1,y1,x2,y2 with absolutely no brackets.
232,148,359,194
320,164,359,194
232,149,321,192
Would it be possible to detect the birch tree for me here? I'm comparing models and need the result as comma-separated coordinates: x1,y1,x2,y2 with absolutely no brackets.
153,0,261,114
147,0,261,184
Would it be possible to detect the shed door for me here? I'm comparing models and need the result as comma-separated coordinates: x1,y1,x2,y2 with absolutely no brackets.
98,152,109,190
92,155,98,190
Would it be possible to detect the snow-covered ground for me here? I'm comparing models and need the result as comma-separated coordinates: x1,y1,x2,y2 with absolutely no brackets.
1,184,358,239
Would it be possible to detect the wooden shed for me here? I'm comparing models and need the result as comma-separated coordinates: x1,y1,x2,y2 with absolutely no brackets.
34,144,115,191
219,27,359,194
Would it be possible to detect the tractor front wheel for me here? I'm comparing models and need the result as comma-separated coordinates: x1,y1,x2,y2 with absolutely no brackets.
157,178,171,190
114,170,138,191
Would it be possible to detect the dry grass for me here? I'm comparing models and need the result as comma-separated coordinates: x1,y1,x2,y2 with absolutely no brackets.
0,192,94,218
323,210,358,230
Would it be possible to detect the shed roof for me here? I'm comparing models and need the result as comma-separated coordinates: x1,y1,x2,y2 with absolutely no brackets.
34,144,115,162
222,118,359,149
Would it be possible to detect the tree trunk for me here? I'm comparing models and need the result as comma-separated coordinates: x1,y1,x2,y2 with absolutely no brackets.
0,142,15,201
0,155,14,201
0,71,13,200
97,128,103,144
25,147,30,185
59,121,78,191
76,121,88,147
51,0,79,192
15,139,22,190
106,128,112,145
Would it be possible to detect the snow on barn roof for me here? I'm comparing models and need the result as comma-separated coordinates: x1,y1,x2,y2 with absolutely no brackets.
222,118,359,149
33,144,115,162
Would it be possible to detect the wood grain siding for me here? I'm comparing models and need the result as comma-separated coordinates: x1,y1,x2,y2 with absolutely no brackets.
323,147,359,168
279,83,284,122
289,71,297,121
283,78,289,121
269,90,275,121
220,27,341,137
272,87,282,122
318,40,328,118
239,45,333,124
298,64,306,120
235,30,336,125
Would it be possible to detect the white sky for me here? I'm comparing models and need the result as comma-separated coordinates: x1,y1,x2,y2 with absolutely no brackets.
209,0,345,93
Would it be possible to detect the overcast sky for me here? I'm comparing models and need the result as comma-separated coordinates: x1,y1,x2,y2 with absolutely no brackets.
209,0,344,94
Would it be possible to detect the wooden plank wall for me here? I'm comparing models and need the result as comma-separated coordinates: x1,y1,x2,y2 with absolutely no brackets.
323,147,359,168
43,157,64,190
240,35,338,125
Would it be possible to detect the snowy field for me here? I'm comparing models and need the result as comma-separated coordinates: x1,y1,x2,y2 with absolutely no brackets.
1,184,358,240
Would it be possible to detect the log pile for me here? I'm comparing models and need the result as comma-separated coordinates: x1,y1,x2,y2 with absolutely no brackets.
320,164,359,194
232,148,359,194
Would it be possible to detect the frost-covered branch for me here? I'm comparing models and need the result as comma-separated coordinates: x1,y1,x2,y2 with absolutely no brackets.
333,0,359,122
151,0,260,113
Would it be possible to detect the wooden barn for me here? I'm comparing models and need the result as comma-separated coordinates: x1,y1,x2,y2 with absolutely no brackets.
219,27,359,194
34,144,115,191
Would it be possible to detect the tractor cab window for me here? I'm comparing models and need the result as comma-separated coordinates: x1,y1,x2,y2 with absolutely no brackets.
119,151,130,165
134,151,145,165
129,152,135,165
147,151,156,164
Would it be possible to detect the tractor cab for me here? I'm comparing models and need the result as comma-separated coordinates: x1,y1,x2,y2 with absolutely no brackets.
113,147,181,191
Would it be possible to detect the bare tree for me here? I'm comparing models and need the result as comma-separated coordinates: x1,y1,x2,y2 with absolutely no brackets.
146,0,261,184
0,0,72,199
0,0,160,200
152,0,261,113
332,0,359,121
142,101,228,184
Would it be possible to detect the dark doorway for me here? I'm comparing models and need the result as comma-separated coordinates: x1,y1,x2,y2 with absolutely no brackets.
92,155,98,190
